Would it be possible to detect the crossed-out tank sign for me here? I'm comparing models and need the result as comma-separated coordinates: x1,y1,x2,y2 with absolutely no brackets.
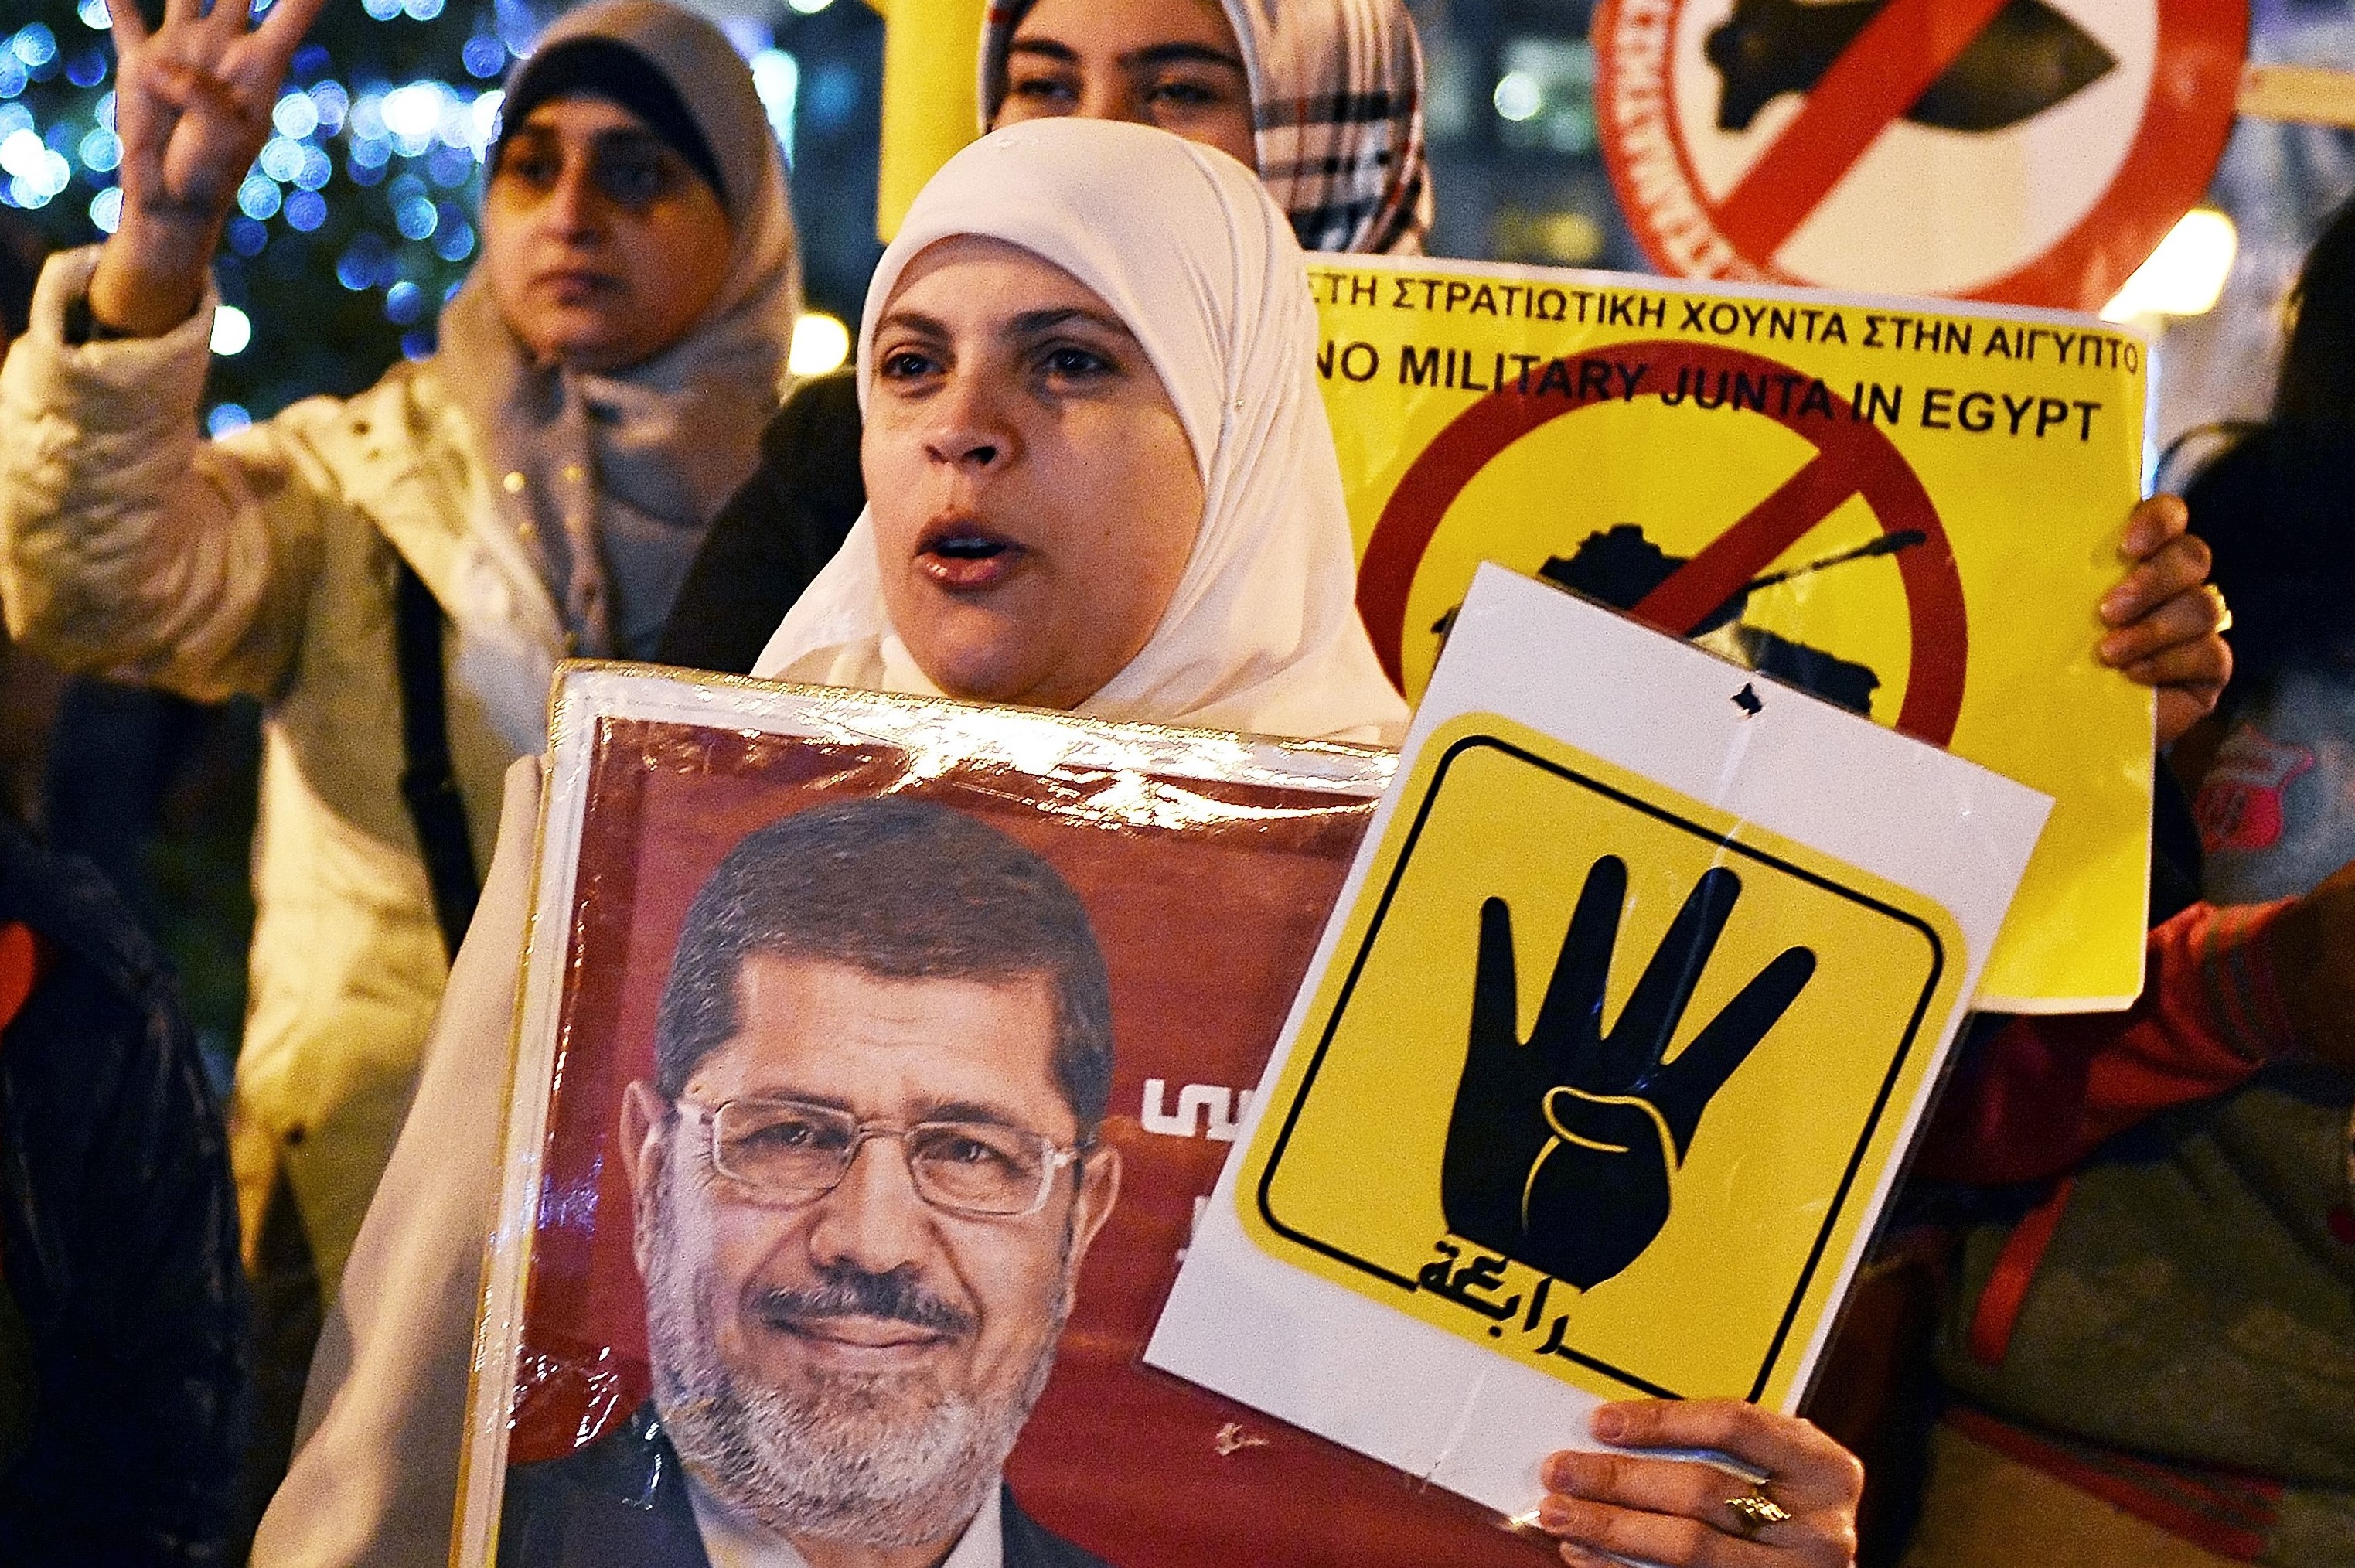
1593,0,2248,309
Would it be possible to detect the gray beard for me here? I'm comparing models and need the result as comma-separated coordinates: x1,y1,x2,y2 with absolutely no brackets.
642,1185,1069,1549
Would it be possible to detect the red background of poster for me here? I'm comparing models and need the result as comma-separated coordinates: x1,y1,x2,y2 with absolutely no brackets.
503,716,1556,1565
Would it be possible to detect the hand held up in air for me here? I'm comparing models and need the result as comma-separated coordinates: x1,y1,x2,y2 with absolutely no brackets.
87,0,331,336
1540,1399,1863,1566
2098,494,2231,748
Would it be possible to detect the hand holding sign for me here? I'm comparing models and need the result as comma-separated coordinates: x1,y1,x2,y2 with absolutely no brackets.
1441,857,1816,1291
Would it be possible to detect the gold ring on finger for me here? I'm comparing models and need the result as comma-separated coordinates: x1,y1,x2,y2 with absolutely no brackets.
1723,1485,1792,1537
2209,585,2233,635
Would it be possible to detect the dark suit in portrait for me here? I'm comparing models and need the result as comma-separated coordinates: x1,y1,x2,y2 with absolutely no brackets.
497,1404,1111,1568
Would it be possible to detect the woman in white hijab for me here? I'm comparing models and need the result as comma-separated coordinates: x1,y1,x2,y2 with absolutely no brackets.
656,0,1430,673
751,118,1406,744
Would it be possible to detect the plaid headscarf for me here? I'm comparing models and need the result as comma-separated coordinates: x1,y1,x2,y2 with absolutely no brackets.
979,0,1431,257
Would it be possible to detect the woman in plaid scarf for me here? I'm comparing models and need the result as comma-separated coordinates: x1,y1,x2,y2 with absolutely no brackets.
980,0,1430,257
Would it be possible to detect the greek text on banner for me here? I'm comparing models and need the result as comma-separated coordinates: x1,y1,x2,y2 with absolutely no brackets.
1311,256,2151,1011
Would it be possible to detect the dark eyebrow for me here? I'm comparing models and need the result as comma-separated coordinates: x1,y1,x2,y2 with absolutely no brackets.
1005,36,1245,74
873,307,951,341
1129,42,1246,73
729,1091,1058,1138
1008,305,1137,342
586,126,672,161
871,304,1138,356
497,124,667,159
911,1097,1037,1131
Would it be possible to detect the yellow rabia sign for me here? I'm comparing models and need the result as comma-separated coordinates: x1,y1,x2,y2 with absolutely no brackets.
1240,711,1970,1408
1313,257,2150,1011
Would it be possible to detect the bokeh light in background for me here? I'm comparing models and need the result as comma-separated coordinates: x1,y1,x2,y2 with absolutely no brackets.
2102,210,2240,324
210,303,253,356
787,310,849,376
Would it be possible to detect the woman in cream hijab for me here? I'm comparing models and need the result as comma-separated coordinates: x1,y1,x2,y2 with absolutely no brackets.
656,0,1430,675
750,118,1406,745
261,121,1861,1567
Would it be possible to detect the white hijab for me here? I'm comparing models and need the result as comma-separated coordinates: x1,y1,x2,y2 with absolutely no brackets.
751,118,1408,746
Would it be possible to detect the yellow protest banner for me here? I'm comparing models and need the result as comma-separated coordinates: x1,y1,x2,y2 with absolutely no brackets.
1239,710,1970,1408
1311,257,2151,1010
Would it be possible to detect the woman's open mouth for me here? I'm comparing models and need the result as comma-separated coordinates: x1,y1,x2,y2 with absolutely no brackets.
915,518,1026,590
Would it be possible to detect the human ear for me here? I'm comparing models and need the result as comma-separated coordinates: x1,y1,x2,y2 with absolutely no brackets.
619,1079,672,1277
1063,1144,1123,1298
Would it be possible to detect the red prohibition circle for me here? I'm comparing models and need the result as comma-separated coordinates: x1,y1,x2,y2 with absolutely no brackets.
1357,339,1969,745
1591,0,2248,312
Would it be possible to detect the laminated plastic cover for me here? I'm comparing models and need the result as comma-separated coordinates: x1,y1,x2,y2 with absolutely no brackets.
454,663,1568,1566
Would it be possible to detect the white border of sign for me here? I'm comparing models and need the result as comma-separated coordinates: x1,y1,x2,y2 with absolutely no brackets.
1147,567,2050,1530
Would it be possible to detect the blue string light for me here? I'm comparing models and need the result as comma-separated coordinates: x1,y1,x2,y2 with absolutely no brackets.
11,26,60,72
384,278,424,324
272,89,320,140
237,172,284,222
284,188,328,230
393,192,437,240
461,34,503,79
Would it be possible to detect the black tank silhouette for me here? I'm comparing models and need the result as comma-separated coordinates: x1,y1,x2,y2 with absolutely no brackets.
1705,0,2117,135
1434,523,1926,718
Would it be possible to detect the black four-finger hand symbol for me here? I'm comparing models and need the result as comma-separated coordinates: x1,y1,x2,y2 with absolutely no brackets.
1440,857,1815,1290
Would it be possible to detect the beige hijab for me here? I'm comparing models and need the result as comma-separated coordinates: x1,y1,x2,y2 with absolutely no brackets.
437,0,801,660
751,118,1408,746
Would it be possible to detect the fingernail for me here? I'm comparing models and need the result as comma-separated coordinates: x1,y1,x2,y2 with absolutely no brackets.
1591,1408,1625,1440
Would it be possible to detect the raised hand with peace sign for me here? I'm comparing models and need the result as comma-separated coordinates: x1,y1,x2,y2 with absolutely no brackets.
1441,855,1816,1291
87,0,332,337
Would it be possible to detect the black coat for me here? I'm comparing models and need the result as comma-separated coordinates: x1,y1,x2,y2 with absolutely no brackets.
657,372,867,675
498,1403,1112,1568
0,822,250,1565
2180,420,2355,697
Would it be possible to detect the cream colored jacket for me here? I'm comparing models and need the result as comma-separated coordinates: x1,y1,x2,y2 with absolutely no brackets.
0,247,566,1294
